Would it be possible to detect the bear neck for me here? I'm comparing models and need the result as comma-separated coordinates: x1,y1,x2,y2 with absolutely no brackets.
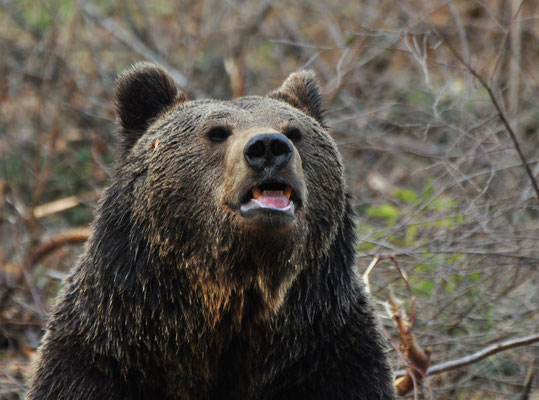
87,198,309,331
84,183,355,340
165,231,308,326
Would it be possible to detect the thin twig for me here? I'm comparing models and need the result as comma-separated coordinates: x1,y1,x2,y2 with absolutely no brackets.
79,1,206,98
0,180,4,270
361,256,380,293
488,0,525,86
428,333,539,375
31,228,90,266
32,192,99,219
520,359,535,400
436,31,539,200
388,256,416,326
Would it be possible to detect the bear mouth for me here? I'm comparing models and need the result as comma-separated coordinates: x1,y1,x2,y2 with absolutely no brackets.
240,181,300,218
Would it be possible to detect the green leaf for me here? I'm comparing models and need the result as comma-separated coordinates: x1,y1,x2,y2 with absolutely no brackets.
414,280,435,296
394,188,419,204
404,224,418,245
406,90,434,106
422,178,435,198
357,242,376,251
468,272,482,281
366,203,401,220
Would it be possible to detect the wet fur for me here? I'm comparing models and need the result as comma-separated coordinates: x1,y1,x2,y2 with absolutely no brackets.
27,63,395,399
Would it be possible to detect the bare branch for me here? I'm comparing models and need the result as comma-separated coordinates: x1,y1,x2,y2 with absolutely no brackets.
427,333,539,376
389,290,430,397
395,333,539,377
32,192,100,219
388,256,416,326
361,256,380,294
435,30,539,200
520,360,535,400
489,1,525,86
31,228,90,266
0,180,4,269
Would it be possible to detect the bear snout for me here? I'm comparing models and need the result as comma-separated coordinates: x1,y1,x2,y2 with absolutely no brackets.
243,133,293,172
222,127,307,225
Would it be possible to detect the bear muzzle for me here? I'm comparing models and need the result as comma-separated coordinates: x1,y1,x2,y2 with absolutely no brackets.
223,128,307,226
239,133,304,220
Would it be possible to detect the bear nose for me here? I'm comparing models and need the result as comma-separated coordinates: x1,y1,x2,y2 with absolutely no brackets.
243,133,293,172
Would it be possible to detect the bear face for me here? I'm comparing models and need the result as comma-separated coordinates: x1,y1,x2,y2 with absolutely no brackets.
115,63,347,315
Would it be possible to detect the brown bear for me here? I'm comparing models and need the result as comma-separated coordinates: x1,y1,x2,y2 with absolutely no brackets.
27,62,396,399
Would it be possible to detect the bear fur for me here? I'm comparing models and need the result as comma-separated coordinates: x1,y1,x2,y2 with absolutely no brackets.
27,62,396,400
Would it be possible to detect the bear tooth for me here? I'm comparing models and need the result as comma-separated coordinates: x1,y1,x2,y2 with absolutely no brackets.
252,187,262,199
284,186,292,199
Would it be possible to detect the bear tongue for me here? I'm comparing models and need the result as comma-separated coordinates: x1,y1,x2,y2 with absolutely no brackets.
240,193,294,215
256,193,290,209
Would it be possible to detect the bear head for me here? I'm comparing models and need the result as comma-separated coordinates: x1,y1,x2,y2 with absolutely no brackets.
112,62,347,316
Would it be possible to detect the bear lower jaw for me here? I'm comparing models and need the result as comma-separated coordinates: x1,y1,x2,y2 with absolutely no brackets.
240,205,296,221
237,209,299,237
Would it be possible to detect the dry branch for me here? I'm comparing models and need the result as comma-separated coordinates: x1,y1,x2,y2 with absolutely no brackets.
388,256,416,326
395,333,539,378
390,292,430,396
427,333,539,376
32,196,80,219
0,180,4,269
488,0,524,86
435,30,539,200
31,228,90,266
361,256,380,294
383,255,539,396
520,360,535,400
385,256,430,397
31,192,100,219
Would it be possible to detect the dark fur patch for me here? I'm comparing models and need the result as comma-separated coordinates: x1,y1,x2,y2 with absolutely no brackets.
268,70,324,123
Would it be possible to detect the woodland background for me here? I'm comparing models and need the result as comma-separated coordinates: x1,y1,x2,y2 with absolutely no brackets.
1,0,538,398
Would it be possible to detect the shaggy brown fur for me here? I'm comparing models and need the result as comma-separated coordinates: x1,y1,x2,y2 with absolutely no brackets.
27,62,396,399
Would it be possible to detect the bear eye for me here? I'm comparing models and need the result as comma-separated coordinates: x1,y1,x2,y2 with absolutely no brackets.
207,126,231,143
284,126,302,143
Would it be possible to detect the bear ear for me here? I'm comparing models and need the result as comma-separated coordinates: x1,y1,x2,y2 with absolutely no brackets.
115,62,186,152
267,70,324,123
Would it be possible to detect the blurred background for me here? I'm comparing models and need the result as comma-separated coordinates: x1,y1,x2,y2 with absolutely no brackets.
1,0,538,398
